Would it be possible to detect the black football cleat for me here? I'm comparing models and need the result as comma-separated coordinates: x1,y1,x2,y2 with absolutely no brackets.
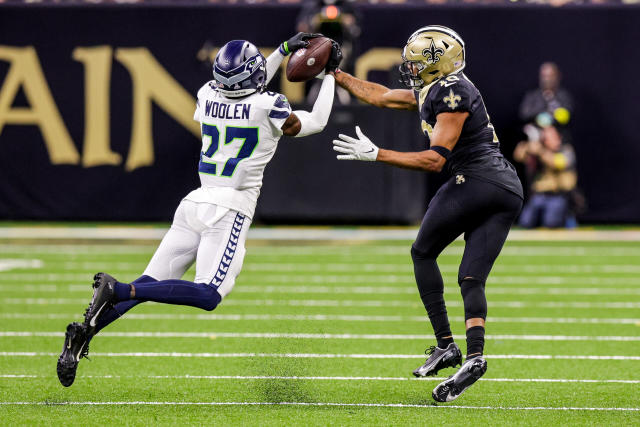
432,356,487,402
56,322,90,387
83,272,118,336
413,342,462,377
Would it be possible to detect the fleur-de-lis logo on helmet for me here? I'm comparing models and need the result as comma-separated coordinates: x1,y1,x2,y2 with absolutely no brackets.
399,25,466,88
422,39,445,65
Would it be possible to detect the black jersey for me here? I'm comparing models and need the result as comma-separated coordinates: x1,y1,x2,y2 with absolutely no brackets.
415,72,523,199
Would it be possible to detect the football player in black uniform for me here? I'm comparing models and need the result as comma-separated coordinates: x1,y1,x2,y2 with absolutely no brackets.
331,25,523,402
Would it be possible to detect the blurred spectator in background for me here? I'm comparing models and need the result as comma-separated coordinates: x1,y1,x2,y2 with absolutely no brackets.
296,0,361,103
519,62,573,129
513,124,579,228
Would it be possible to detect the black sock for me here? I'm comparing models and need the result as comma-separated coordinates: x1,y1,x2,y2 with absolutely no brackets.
424,295,453,349
466,325,485,358
437,335,454,349
114,281,132,301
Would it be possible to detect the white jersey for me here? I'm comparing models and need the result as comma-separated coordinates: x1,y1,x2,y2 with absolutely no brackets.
185,81,292,218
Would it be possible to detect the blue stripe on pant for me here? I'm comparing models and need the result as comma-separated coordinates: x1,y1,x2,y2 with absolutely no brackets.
210,212,245,288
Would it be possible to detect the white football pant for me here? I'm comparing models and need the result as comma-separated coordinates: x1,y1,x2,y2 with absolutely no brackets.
143,200,250,298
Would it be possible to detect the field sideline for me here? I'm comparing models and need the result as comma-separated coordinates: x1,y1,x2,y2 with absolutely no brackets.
0,225,639,425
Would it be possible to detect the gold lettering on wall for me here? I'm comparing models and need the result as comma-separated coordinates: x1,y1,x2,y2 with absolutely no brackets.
73,46,122,167
0,46,80,164
0,45,403,171
354,48,402,81
115,48,200,171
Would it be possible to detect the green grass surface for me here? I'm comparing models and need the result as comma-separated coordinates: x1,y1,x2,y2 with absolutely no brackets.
0,237,639,425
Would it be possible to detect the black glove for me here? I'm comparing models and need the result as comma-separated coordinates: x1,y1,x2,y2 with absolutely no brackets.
279,32,323,56
325,40,343,73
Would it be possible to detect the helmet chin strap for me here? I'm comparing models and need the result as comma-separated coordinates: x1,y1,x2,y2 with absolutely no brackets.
218,87,257,98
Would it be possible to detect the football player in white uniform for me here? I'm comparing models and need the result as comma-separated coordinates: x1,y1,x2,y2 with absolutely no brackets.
57,33,342,387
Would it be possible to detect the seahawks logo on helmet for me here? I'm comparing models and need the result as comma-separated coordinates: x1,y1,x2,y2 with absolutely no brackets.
422,40,444,65
213,40,266,98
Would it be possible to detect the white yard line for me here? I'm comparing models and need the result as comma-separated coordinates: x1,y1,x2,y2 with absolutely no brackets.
0,401,637,411
0,259,43,272
225,299,640,309
4,298,639,309
242,263,640,274
2,312,637,325
236,285,640,295
0,245,155,255
231,286,640,295
0,227,168,240
2,244,640,257
1,352,638,360
4,273,640,287
5,261,640,274
243,276,640,286
2,226,640,241
5,260,640,275
249,276,640,286
1,374,638,384
2,331,639,341
2,284,639,295
245,246,640,257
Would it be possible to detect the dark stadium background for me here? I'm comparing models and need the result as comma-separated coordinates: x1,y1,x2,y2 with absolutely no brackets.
1,2,639,224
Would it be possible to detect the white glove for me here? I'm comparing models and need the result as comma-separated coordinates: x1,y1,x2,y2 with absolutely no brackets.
332,126,379,161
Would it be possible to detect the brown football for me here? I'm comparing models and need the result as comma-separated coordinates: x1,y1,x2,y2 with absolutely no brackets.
285,37,333,82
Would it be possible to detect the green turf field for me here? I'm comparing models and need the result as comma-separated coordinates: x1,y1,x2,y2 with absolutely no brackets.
0,228,639,425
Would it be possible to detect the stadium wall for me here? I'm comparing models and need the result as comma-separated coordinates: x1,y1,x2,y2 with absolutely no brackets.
0,5,639,223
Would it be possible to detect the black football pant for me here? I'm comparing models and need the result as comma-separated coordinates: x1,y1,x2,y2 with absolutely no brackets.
411,175,522,343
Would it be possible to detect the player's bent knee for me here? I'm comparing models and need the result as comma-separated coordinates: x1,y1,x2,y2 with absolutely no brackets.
410,245,422,260
458,266,490,285
459,277,484,291
411,245,433,261
198,284,222,311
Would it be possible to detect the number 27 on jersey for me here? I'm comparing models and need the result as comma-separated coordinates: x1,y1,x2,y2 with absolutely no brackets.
198,124,259,177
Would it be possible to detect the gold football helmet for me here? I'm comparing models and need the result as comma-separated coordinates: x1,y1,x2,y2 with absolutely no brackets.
399,25,466,89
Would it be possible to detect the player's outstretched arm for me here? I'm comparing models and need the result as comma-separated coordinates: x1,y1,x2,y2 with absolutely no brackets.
281,74,336,137
265,32,323,85
332,70,417,111
333,112,468,173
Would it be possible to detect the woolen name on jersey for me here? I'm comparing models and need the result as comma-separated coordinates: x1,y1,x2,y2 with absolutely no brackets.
204,100,251,120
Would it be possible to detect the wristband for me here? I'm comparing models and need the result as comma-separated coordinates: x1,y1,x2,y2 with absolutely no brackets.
279,42,289,56
429,145,451,160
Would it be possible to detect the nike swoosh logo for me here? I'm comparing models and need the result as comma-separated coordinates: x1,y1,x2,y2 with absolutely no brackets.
89,302,107,327
363,149,374,153
75,342,85,362
67,341,71,350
